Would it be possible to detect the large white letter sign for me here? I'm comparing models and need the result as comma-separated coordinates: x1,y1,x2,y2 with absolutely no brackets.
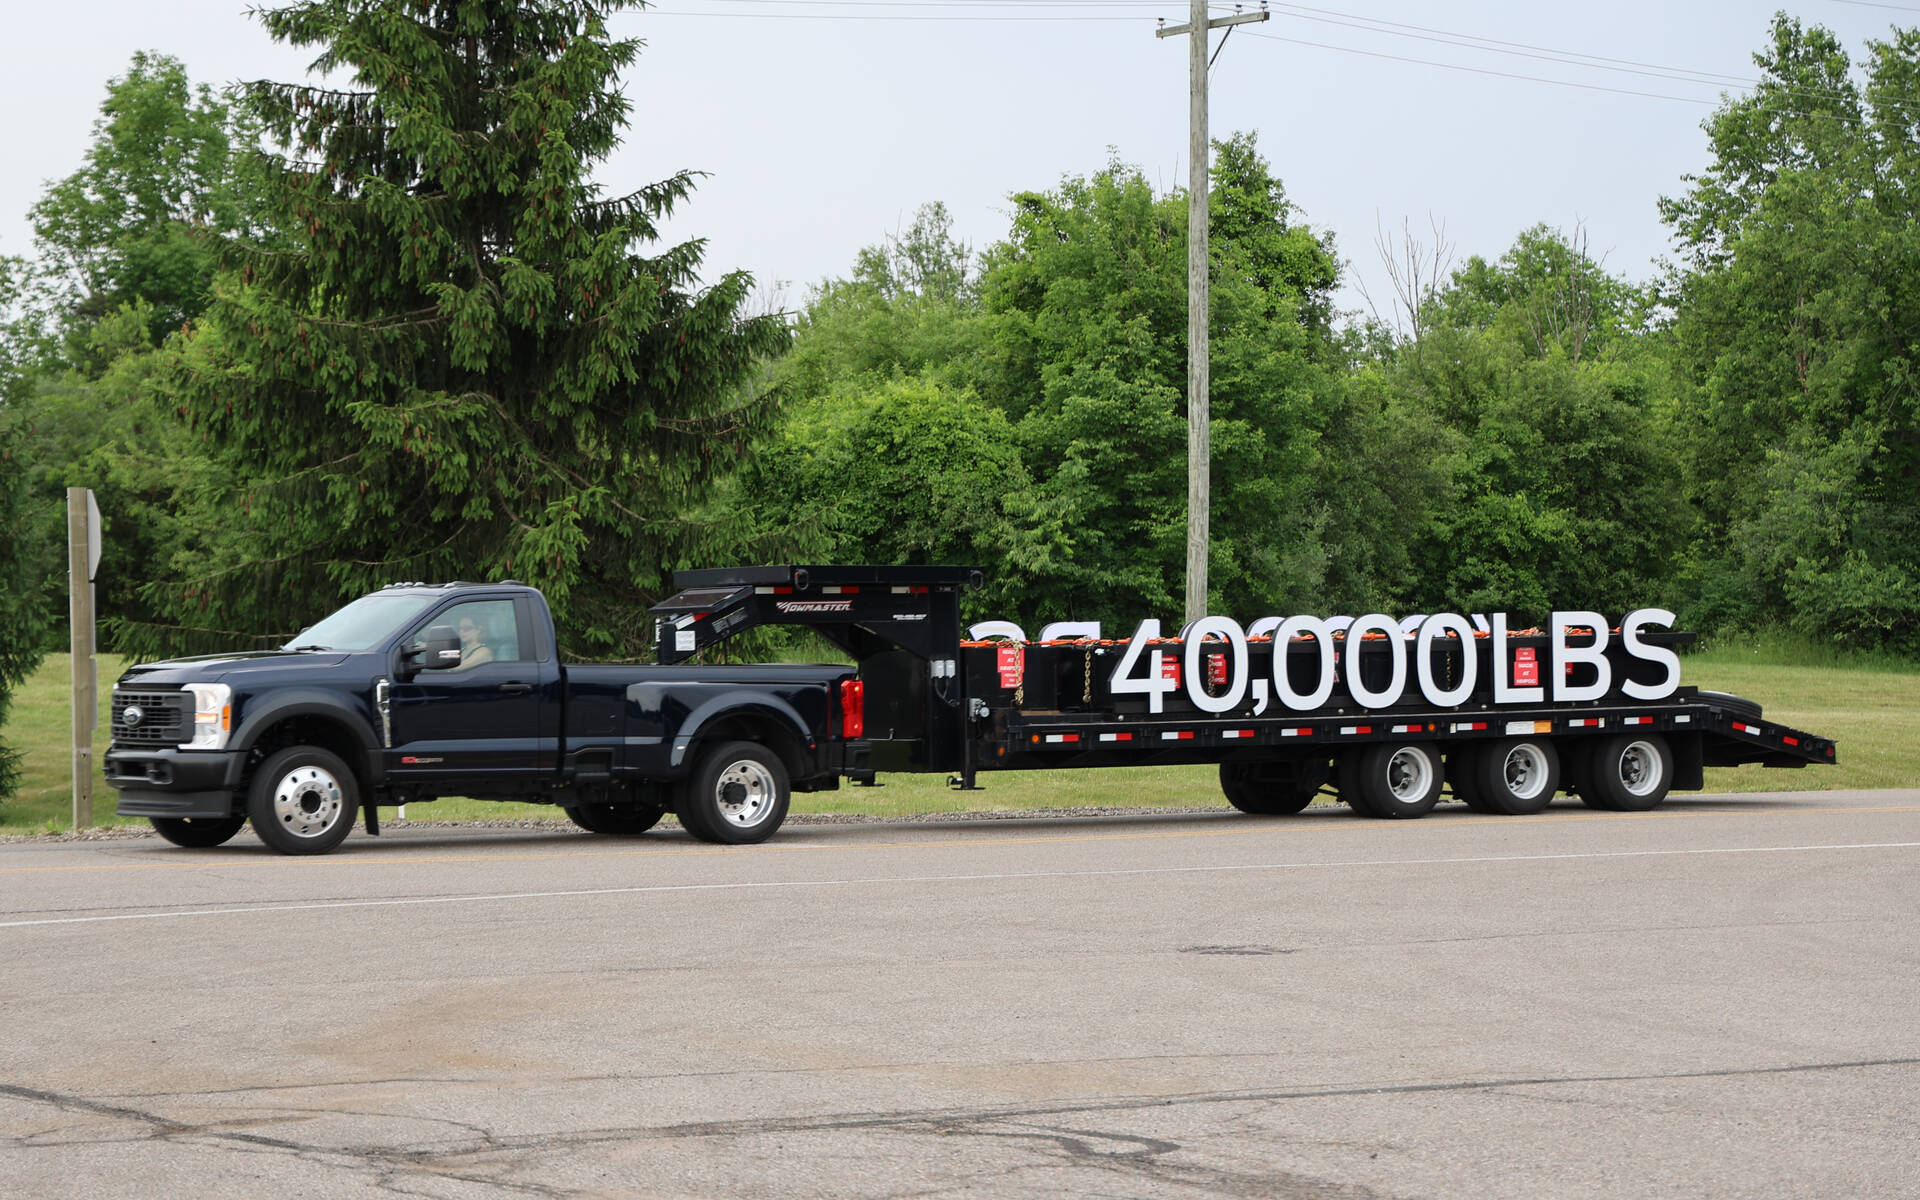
1620,608,1682,700
1273,615,1337,711
1344,614,1408,709
1109,619,1178,713
1182,616,1250,713
1551,610,1612,702
1416,613,1477,706
1490,612,1544,704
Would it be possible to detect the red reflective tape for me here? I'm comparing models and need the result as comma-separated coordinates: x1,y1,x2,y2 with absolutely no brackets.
1783,736,1799,746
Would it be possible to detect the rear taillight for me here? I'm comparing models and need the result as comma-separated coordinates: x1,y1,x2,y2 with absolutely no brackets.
840,678,864,739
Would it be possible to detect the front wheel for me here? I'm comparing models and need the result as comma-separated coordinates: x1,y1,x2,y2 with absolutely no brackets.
150,814,248,848
676,741,790,845
246,746,360,855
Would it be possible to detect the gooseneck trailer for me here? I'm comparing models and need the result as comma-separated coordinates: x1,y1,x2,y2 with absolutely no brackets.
107,565,1836,854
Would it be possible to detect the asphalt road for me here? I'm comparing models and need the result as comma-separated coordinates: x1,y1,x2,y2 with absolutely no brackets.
3,790,1916,1199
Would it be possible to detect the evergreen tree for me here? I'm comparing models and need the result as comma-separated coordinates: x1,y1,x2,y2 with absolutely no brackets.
147,0,788,657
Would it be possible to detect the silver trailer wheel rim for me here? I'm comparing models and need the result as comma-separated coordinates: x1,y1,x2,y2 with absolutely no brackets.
1502,744,1551,801
1618,740,1662,796
272,765,345,838
714,759,778,828
1385,747,1433,802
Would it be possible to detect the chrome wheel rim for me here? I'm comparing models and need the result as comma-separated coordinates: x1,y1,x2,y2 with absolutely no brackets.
272,765,345,838
1385,747,1434,802
1618,740,1662,797
1503,744,1551,801
714,759,779,828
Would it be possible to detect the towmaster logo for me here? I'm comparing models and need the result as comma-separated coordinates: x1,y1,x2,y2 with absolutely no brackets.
776,600,854,614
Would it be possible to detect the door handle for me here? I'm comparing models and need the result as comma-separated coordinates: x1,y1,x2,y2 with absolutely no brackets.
499,681,533,693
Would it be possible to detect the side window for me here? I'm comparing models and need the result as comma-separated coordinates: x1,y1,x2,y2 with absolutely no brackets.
425,600,524,670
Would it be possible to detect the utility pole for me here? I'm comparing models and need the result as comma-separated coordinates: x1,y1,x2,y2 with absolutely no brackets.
68,487,101,829
1158,1,1268,625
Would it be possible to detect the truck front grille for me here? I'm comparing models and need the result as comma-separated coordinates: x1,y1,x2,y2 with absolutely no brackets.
110,691,190,746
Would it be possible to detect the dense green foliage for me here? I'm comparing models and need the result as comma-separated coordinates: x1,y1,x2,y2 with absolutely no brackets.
139,0,788,658
1661,16,1920,654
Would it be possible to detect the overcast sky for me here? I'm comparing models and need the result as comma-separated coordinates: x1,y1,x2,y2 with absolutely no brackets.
2,1,1913,319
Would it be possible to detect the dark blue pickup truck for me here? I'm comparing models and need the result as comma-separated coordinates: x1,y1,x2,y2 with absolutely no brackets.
105,566,980,854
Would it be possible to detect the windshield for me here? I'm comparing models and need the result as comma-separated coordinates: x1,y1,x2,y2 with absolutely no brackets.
282,593,437,652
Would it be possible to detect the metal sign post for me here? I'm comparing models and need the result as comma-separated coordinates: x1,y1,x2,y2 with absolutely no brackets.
68,488,101,829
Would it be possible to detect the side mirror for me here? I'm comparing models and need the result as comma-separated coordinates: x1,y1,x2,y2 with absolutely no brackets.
401,625,463,676
422,625,463,669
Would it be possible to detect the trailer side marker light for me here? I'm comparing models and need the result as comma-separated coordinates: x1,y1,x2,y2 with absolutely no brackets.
1224,729,1256,739
1451,721,1487,733
1783,735,1800,746
1162,731,1195,741
1098,732,1134,742
1624,716,1652,726
1280,727,1312,738
1339,725,1373,736
1043,733,1080,744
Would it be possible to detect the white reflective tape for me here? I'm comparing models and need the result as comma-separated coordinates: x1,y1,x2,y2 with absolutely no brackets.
1505,721,1535,736
1281,728,1309,738
1391,724,1421,734
1675,715,1691,724
755,587,776,594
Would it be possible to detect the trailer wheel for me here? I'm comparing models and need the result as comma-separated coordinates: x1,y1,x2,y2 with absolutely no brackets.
150,815,247,848
1472,737,1561,815
1447,746,1497,813
246,746,359,855
676,741,789,845
1218,761,1319,815
1581,735,1672,811
565,803,664,836
1348,742,1444,819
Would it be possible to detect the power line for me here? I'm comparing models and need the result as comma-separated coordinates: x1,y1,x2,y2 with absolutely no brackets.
646,1,1915,121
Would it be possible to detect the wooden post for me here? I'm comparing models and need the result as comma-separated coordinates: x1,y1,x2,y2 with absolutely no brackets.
68,487,96,828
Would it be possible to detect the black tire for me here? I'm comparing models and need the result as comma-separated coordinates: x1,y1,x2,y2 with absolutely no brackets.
1581,734,1673,812
1348,742,1444,819
246,746,360,856
1697,690,1762,721
676,741,789,845
150,815,248,848
1447,745,1497,813
565,803,664,835
1218,760,1321,816
1472,737,1561,816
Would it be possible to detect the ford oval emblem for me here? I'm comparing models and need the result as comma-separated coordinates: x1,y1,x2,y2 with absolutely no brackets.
122,705,144,727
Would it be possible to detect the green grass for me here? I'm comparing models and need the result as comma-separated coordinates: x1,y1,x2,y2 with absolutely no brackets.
4,644,1913,834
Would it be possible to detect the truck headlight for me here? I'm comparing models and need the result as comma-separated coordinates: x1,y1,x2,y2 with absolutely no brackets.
180,683,233,750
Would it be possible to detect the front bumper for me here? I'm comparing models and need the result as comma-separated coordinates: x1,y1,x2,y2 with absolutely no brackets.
105,748,246,819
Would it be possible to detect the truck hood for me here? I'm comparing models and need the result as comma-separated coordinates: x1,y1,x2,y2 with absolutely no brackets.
116,650,355,688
